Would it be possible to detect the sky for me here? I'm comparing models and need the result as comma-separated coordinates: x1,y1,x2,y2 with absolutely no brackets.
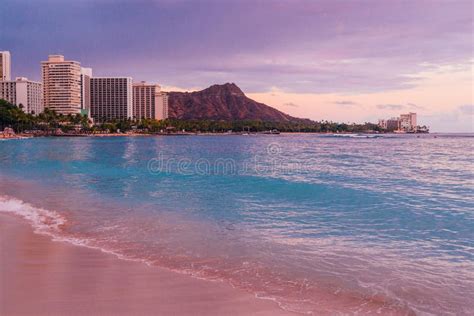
1,0,472,132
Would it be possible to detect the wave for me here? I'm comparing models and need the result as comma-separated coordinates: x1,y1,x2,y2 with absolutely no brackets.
0,195,66,234
0,195,306,313
4,190,473,315
1,134,473,315
7,189,471,315
0,195,153,266
0,136,31,141
0,194,421,315
324,134,383,138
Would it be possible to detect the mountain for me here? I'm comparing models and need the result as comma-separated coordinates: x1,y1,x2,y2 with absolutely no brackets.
167,83,304,122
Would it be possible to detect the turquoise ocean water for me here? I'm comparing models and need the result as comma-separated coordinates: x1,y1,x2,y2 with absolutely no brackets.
0,134,473,315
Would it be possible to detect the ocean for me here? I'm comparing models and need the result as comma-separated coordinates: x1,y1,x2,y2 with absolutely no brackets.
1,134,473,315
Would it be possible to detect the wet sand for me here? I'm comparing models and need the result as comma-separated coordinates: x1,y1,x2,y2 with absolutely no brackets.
0,213,292,316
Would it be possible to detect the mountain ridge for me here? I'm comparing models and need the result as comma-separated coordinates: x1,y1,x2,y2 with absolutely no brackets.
167,83,308,122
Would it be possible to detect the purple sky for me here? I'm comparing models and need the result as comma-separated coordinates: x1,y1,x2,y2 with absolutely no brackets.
1,0,472,130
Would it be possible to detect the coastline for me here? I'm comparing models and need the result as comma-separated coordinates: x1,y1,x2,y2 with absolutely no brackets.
0,213,293,316
3,131,435,139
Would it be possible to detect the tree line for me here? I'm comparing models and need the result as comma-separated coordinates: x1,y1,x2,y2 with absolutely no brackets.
1,99,382,134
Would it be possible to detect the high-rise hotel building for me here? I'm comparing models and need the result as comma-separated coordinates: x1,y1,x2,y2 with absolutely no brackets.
132,81,169,120
80,67,92,117
41,55,82,115
90,77,133,122
155,92,169,120
0,51,43,114
400,112,417,131
0,77,43,115
0,51,11,81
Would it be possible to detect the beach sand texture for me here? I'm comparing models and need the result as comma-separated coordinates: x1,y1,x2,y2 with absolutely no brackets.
0,213,292,316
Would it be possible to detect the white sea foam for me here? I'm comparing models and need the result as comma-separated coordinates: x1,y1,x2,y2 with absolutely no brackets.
328,133,382,138
0,195,66,234
0,195,155,267
0,195,431,315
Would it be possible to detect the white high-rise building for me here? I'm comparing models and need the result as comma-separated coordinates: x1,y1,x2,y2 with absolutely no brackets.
400,112,417,131
132,81,169,120
41,55,82,115
155,92,169,120
0,51,11,81
90,77,133,122
0,77,43,115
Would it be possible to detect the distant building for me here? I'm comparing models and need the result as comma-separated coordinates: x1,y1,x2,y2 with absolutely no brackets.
0,81,15,104
0,51,11,81
400,112,417,132
90,77,133,122
41,55,82,115
132,81,168,120
0,77,43,115
378,119,387,129
379,112,418,132
14,77,43,115
386,117,400,131
156,92,169,120
80,67,92,117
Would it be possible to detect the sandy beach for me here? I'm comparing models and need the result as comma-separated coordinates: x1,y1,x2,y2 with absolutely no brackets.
0,213,292,316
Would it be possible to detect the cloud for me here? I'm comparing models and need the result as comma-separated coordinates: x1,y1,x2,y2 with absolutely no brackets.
0,0,471,94
283,102,299,108
458,104,474,115
162,85,200,93
376,104,405,110
333,100,359,106
407,103,425,110
375,103,427,111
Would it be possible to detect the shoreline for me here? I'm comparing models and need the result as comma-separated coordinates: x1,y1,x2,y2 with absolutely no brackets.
0,212,293,315
3,131,436,139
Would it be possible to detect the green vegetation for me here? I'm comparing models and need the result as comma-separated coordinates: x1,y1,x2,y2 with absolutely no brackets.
1,99,382,134
0,99,90,133
135,119,382,133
